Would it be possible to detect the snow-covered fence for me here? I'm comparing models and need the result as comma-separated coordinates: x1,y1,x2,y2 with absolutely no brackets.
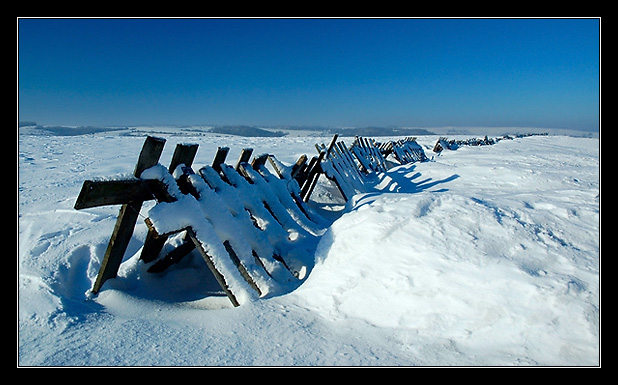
293,134,339,202
317,138,369,201
70,132,553,308
317,136,427,201
74,136,329,306
350,136,389,173
433,136,495,152
432,133,549,152
378,137,427,164
74,136,168,294
73,134,430,306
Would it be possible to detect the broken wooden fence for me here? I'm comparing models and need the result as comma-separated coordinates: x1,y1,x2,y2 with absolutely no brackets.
316,135,427,201
432,136,496,152
74,134,427,306
379,137,427,164
430,134,548,152
75,136,329,306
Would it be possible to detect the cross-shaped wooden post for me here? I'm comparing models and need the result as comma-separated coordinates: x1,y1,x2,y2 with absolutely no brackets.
74,136,200,294
74,136,165,293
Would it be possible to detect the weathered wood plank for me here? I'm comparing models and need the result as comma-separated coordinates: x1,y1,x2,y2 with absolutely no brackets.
235,148,253,171
267,155,287,179
92,202,143,293
212,147,230,173
133,136,167,177
291,154,307,180
146,238,196,273
223,240,262,297
169,143,199,172
188,230,241,307
144,164,267,306
251,153,269,169
74,179,153,210
139,227,169,263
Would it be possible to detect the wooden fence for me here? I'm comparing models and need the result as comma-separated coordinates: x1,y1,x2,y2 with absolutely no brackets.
317,135,427,201
432,132,548,152
74,134,428,306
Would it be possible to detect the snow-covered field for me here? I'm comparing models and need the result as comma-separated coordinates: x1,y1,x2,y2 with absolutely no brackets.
18,130,600,366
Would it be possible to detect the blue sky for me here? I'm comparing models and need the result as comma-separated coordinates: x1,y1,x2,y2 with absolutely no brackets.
18,18,600,131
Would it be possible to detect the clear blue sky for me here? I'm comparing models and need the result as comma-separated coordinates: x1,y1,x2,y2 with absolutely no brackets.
18,18,600,131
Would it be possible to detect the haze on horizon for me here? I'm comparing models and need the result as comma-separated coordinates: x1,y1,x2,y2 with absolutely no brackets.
18,18,600,132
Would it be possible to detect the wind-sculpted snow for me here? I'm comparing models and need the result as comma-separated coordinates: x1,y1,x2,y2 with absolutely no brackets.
18,132,599,366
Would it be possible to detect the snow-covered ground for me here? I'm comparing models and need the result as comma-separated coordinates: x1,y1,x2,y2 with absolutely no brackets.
18,130,600,366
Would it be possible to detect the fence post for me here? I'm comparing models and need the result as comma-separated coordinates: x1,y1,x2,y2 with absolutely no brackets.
92,136,166,294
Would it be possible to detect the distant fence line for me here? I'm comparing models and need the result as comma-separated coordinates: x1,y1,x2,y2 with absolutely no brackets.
432,132,548,152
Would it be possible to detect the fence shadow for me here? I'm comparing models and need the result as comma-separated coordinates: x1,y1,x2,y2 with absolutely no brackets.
373,164,460,194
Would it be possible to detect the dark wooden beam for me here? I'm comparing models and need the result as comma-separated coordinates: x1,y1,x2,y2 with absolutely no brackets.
169,143,199,173
212,147,230,173
74,179,153,210
235,148,253,171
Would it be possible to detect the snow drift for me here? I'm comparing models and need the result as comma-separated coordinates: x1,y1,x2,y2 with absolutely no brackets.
18,132,600,366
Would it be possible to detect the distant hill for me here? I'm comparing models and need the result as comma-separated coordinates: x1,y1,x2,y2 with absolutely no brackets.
334,127,435,137
22,125,128,136
210,126,287,137
208,125,436,137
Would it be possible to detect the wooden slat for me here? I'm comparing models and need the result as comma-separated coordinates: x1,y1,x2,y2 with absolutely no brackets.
291,154,307,180
251,153,269,169
212,147,230,173
147,239,196,273
223,240,262,297
169,143,199,172
235,148,254,171
144,164,266,307
187,230,241,307
74,179,153,210
133,136,167,177
267,155,287,179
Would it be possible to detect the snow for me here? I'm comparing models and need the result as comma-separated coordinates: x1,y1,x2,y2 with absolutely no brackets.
18,130,600,366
